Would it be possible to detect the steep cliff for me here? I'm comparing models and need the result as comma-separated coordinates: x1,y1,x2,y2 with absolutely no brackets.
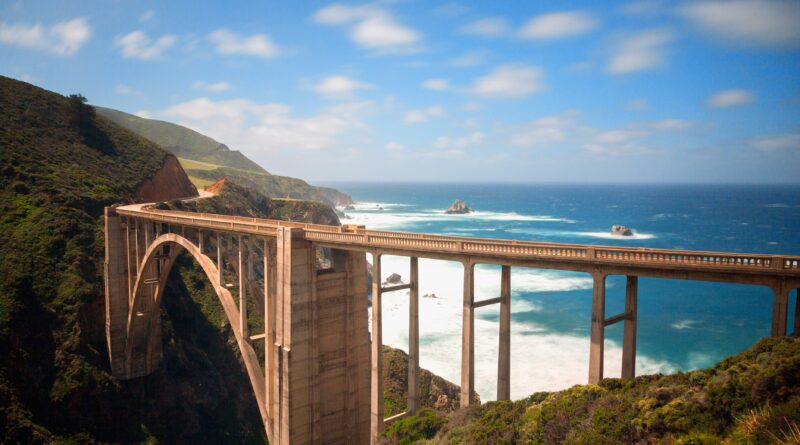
134,154,198,202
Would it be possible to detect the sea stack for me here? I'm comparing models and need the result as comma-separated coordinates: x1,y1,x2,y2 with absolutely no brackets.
611,224,634,236
445,199,473,214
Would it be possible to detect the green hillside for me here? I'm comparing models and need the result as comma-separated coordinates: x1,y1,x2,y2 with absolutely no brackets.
384,336,800,445
95,106,353,207
96,106,265,173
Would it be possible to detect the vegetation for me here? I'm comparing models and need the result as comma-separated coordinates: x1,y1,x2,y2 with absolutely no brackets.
95,106,265,173
383,336,800,445
95,106,353,207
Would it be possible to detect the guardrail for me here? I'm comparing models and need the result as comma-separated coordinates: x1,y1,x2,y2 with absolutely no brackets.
116,204,800,276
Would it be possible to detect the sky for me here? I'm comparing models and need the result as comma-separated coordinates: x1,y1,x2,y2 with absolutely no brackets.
1,0,799,183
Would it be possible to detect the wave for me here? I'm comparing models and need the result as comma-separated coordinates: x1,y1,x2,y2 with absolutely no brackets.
508,228,656,241
344,207,575,230
369,256,675,399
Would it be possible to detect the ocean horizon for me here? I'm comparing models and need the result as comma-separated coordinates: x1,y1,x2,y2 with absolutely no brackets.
324,182,800,401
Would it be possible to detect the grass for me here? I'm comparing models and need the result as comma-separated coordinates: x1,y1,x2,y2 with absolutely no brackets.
187,174,216,189
178,157,222,171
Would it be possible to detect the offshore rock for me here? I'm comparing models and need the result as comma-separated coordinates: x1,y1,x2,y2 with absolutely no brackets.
611,224,634,236
445,199,473,214
384,273,403,285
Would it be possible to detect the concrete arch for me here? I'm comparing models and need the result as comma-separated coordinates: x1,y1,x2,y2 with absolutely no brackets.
124,232,267,424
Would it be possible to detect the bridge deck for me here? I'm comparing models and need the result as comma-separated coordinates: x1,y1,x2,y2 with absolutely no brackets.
115,204,800,285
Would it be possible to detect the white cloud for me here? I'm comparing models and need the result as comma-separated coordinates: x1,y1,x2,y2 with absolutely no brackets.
706,89,755,108
139,10,155,22
145,97,371,152
682,0,800,47
423,78,449,91
0,17,90,56
619,1,663,16
209,28,279,58
116,31,176,60
752,134,800,151
627,98,649,111
115,84,143,96
433,136,450,149
312,4,420,53
312,75,371,99
385,141,404,151
583,142,658,156
652,119,693,131
607,28,674,74
471,64,544,98
460,17,509,37
436,132,485,148
518,11,598,40
568,61,593,72
192,81,231,92
449,50,486,67
508,113,575,148
404,106,445,124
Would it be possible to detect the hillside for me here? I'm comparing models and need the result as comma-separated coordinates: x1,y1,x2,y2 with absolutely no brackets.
95,106,265,173
95,106,353,207
383,336,800,445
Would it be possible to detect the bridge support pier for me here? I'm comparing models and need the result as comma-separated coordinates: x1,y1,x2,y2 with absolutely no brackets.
370,253,383,444
771,280,790,337
588,273,606,385
621,276,638,380
461,262,475,407
795,289,800,337
497,265,511,401
408,257,420,414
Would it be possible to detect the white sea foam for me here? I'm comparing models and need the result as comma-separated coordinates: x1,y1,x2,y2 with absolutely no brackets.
670,319,698,330
509,228,656,240
345,205,575,230
370,255,675,400
577,231,656,240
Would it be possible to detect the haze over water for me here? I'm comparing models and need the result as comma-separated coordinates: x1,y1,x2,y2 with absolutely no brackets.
329,182,800,401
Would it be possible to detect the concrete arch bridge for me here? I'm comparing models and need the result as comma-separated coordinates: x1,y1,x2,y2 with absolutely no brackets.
104,203,800,444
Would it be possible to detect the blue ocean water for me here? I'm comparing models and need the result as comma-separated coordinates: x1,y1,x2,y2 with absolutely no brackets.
326,182,800,399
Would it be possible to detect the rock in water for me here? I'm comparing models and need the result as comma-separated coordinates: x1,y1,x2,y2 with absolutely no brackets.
445,199,473,214
344,204,355,210
384,273,403,285
611,225,634,236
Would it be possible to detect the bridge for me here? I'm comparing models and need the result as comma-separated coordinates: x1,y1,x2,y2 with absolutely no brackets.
104,202,800,445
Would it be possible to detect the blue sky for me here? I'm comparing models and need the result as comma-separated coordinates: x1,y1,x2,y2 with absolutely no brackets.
1,0,799,183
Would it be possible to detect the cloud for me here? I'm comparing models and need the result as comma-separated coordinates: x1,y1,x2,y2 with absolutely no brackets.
144,97,371,152
460,17,509,37
115,84,143,96
404,106,445,124
312,75,371,98
706,89,755,108
0,17,90,56
508,113,575,148
449,50,486,67
619,1,663,16
470,64,544,98
422,78,449,91
607,28,674,74
209,28,279,58
583,142,658,156
312,4,420,53
385,141,404,151
518,11,598,40
116,31,176,60
627,98,649,111
434,132,485,149
192,81,231,92
681,0,800,47
139,10,155,22
752,134,800,151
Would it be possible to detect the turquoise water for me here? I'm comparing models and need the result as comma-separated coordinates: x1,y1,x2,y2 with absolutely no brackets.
326,183,800,399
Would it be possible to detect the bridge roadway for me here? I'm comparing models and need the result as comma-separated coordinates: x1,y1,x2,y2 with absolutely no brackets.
109,203,800,445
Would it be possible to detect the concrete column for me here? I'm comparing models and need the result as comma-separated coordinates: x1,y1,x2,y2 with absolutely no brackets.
104,207,129,378
771,280,789,337
264,238,274,424
198,229,203,254
408,257,420,414
217,232,223,287
460,262,475,407
497,265,511,401
588,273,606,385
794,289,800,337
621,276,638,380
239,235,248,341
370,253,383,444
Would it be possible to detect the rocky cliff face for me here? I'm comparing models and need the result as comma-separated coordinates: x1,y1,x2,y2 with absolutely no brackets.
135,154,198,202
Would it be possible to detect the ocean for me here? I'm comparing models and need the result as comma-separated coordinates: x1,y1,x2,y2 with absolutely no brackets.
325,182,800,401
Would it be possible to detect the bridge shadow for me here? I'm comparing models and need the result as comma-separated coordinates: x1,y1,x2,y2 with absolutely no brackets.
124,253,265,445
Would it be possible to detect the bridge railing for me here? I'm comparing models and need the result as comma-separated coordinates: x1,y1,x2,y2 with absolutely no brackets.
117,205,800,276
